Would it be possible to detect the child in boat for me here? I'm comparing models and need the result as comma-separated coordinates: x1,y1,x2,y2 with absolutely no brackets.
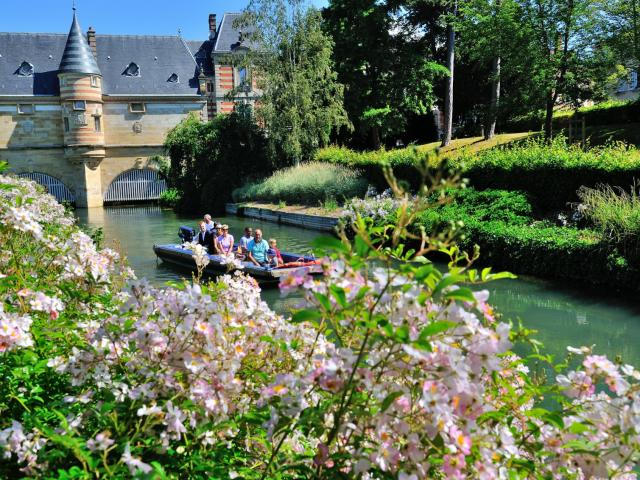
268,238,283,267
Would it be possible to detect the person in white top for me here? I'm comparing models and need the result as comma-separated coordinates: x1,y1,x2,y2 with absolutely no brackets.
203,214,215,232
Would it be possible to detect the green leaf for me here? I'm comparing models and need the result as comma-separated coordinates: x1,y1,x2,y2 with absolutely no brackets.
291,309,322,324
380,391,403,412
420,321,456,338
329,285,348,308
444,287,476,303
433,274,465,296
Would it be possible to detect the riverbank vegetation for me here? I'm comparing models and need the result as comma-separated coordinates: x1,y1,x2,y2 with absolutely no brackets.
2,167,640,478
232,162,368,206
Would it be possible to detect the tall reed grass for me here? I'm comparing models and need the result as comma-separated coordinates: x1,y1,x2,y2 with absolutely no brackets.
232,162,368,205
578,183,640,263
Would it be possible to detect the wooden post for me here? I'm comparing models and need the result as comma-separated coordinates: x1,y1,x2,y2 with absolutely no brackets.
581,116,586,149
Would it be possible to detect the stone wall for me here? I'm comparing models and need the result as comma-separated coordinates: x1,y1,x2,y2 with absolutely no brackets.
0,102,64,149
102,101,205,146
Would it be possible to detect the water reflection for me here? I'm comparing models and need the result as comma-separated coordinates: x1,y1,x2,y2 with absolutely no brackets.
76,206,640,367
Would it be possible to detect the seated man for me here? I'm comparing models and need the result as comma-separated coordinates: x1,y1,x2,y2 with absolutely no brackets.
247,229,270,267
239,227,254,253
196,221,213,249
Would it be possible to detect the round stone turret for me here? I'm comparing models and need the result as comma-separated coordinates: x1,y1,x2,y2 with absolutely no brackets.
58,11,104,151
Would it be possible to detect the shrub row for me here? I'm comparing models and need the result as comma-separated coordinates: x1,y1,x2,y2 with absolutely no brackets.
461,139,640,210
318,138,640,210
413,189,640,290
503,99,640,132
232,161,368,205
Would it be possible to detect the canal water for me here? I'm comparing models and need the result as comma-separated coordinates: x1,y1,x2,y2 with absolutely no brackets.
76,205,640,366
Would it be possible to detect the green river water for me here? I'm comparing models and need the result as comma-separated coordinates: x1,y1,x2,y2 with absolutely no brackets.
76,205,640,366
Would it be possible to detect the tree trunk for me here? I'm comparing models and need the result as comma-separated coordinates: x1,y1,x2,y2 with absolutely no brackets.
485,56,501,140
633,0,639,66
370,125,381,150
441,0,457,147
544,91,554,140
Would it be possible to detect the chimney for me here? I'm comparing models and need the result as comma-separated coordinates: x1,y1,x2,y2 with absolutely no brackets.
87,26,97,58
209,14,217,40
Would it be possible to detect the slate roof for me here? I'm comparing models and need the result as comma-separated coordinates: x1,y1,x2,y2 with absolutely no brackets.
0,31,202,96
59,12,101,75
95,35,200,95
0,33,67,96
187,40,213,76
213,13,258,53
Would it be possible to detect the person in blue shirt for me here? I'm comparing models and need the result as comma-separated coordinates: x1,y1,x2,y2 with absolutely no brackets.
247,229,270,266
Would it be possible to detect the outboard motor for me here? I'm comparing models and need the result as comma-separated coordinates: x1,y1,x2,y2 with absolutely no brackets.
178,226,196,243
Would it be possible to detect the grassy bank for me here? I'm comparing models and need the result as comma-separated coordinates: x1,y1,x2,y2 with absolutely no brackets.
317,137,640,210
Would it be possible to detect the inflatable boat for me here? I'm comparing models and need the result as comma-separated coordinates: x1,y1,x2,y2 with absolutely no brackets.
152,226,323,284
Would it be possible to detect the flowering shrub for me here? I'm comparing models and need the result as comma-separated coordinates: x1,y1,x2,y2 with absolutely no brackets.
0,166,639,478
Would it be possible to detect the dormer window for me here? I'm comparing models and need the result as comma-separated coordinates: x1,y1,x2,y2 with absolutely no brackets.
16,61,34,77
167,73,179,83
123,62,140,77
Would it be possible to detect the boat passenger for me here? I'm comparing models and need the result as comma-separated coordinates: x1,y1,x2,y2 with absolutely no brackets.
213,223,224,253
268,238,283,266
196,221,213,249
203,214,215,232
247,229,270,267
217,224,235,255
239,227,254,253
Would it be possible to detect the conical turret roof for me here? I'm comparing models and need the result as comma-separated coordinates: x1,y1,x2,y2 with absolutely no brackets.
59,11,101,75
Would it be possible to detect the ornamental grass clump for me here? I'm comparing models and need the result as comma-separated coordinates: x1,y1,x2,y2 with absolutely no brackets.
233,161,368,205
579,183,640,264
1,161,640,478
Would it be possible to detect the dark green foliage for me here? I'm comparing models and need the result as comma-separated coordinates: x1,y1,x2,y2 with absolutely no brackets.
461,139,640,210
504,100,640,133
319,138,640,210
163,109,270,213
159,188,182,209
411,188,640,290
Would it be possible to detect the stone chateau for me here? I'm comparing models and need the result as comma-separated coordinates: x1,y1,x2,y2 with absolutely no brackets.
0,10,257,206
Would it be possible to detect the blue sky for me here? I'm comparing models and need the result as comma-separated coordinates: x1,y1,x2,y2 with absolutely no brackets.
0,0,328,40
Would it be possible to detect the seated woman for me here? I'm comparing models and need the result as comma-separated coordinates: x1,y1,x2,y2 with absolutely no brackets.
217,224,235,256
268,238,283,267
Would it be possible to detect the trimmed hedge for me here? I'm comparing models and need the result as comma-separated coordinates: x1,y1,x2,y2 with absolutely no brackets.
318,139,640,210
412,189,640,290
461,139,640,210
503,100,640,132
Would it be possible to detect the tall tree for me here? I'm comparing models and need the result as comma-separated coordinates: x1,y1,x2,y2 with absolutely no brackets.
458,0,523,139
324,0,448,149
520,0,612,139
238,0,350,165
441,0,457,146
